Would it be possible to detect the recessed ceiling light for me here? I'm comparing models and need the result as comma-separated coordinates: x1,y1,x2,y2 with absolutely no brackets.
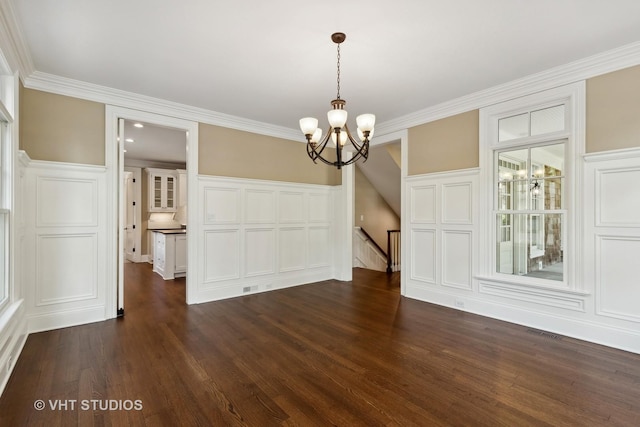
134,123,144,128
125,138,134,143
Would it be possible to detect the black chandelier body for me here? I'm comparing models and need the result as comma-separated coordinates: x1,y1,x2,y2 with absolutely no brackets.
300,33,375,170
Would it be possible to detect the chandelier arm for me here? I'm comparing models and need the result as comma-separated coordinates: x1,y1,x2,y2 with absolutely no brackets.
312,128,333,158
306,143,319,163
307,130,338,167
343,124,370,164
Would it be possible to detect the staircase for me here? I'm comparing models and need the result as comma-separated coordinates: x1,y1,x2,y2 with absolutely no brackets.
353,227,401,273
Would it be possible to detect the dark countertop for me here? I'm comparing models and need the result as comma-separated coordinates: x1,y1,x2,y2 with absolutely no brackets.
152,229,187,235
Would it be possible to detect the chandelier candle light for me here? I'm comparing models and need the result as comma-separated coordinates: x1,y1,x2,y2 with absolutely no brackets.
300,32,375,169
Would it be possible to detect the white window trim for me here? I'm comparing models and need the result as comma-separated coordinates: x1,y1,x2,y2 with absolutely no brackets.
478,82,586,293
0,105,11,312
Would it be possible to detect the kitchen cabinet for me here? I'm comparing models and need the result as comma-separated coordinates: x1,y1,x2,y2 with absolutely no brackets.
152,230,187,280
146,168,177,212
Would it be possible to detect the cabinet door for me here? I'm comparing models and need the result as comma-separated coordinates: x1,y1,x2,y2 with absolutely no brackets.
175,235,187,273
147,170,178,212
152,175,163,209
165,175,176,209
155,233,166,269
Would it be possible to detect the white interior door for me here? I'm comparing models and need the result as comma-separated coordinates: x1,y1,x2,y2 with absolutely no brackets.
124,171,136,261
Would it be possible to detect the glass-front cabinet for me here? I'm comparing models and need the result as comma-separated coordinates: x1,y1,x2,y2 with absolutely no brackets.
146,168,177,212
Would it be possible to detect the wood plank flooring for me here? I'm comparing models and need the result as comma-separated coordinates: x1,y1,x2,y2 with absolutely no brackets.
1,263,639,426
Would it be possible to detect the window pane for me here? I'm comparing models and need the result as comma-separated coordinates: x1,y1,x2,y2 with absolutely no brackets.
497,149,528,210
496,213,563,281
498,112,529,142
0,212,5,302
531,143,564,178
531,105,565,136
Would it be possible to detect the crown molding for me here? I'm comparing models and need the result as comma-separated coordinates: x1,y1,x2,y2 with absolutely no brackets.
24,71,302,142
376,40,640,136
0,0,35,78
15,34,640,142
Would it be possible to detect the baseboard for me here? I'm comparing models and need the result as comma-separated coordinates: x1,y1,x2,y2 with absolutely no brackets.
27,305,106,334
405,285,640,354
190,269,334,304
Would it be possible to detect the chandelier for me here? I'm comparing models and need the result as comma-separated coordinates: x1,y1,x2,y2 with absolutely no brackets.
299,32,375,170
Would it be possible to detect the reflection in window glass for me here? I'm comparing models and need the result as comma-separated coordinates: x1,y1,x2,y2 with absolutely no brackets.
531,143,564,178
498,112,529,142
531,105,565,136
495,141,566,282
496,213,563,281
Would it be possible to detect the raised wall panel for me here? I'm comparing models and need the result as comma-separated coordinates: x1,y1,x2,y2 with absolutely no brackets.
596,236,640,322
279,227,306,272
597,168,640,227
411,186,436,223
309,193,331,223
411,229,436,283
37,177,97,227
279,192,305,224
203,187,240,224
36,234,97,305
442,183,473,224
245,229,276,277
196,176,335,302
245,190,275,224
442,231,472,289
203,230,240,282
308,226,331,267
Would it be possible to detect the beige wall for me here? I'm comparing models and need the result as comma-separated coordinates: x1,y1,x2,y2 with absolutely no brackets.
586,65,640,153
408,110,479,175
20,87,105,165
199,123,341,185
354,167,400,249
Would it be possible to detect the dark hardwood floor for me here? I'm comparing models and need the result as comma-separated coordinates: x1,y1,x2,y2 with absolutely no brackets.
1,264,639,426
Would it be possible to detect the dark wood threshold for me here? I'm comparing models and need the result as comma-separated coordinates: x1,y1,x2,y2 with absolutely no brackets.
1,263,639,426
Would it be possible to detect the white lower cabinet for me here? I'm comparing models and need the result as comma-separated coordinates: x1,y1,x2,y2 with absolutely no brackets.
152,231,187,280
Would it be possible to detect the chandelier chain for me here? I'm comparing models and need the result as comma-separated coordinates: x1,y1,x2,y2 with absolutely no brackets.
336,43,341,99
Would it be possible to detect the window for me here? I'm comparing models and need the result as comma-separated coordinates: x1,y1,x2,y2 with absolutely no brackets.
0,65,15,311
480,82,584,290
496,142,565,281
0,120,8,306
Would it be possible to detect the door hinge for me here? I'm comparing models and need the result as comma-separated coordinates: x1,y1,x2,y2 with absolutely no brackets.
133,248,135,252
132,225,136,229
133,201,136,206
133,178,136,183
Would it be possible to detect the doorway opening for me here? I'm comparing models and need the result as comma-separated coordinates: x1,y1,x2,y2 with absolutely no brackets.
106,106,198,318
353,141,402,276
122,119,188,292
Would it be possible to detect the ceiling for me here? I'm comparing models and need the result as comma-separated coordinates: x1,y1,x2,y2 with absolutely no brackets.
9,1,640,136
122,120,186,165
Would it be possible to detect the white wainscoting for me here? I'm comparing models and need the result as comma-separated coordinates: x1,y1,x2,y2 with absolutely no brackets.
404,154,640,354
23,160,107,332
586,149,640,334
193,176,337,303
406,170,478,295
